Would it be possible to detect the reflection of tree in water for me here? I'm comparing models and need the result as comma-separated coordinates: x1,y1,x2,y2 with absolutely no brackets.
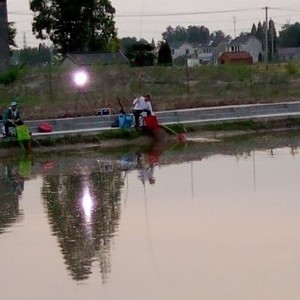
41,164,124,282
0,162,24,235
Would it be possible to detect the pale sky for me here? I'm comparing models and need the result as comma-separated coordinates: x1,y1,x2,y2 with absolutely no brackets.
6,0,300,48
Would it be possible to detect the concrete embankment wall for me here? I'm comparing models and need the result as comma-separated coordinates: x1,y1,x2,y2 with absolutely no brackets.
4,101,300,137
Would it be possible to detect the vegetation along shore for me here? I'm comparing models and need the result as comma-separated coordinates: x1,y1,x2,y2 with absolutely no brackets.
1,62,300,121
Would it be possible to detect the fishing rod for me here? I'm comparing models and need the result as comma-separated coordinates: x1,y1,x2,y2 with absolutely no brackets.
117,96,126,114
160,124,186,142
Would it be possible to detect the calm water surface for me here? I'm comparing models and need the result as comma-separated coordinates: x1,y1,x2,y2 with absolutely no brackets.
1,134,300,300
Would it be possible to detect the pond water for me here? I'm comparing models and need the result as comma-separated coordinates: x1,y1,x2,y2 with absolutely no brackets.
1,132,300,300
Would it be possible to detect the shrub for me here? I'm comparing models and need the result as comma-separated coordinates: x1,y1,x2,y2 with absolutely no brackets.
285,63,298,75
0,66,20,85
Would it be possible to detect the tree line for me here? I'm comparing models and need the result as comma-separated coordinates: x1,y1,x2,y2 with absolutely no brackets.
1,0,300,71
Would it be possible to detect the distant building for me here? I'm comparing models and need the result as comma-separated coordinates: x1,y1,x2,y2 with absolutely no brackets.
198,38,231,65
61,51,129,68
278,47,300,61
169,42,198,60
197,40,214,64
227,35,262,63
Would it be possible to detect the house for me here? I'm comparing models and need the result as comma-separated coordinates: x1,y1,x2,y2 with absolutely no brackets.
170,42,198,60
213,39,232,64
227,35,262,63
219,51,253,65
197,38,231,65
61,51,130,68
197,40,214,64
278,48,300,61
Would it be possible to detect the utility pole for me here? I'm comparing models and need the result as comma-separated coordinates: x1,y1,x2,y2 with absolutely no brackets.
270,19,274,60
233,16,236,38
264,6,269,64
0,0,10,72
23,32,27,49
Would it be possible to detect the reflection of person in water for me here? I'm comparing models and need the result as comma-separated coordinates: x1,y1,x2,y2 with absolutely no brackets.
136,152,156,185
1,155,32,199
0,159,29,234
5,164,24,196
138,164,155,185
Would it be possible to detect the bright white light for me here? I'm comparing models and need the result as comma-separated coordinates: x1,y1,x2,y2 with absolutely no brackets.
82,187,93,223
73,70,88,87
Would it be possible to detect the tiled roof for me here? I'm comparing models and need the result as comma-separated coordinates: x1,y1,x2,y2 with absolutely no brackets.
229,35,261,46
278,47,300,56
63,51,129,65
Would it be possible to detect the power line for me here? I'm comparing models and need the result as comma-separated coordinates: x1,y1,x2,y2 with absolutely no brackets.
8,5,300,18
7,5,300,46
115,6,300,18
116,8,260,18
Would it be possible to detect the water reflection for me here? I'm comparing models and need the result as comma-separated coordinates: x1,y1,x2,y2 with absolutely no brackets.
37,146,166,282
41,160,123,282
2,131,300,299
136,148,160,185
0,154,33,234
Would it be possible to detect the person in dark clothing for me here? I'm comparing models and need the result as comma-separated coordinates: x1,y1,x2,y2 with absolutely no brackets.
3,101,23,137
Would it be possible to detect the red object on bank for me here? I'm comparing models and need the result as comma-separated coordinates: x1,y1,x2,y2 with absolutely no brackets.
38,123,53,132
144,115,160,131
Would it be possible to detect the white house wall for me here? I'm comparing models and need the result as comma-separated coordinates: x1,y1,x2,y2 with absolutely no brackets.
172,43,197,59
242,38,262,63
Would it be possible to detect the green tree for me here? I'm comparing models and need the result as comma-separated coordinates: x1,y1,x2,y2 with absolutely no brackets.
8,22,17,49
239,32,251,37
119,37,138,53
251,23,257,35
255,21,265,43
278,22,300,47
17,46,51,66
268,19,277,60
157,41,172,66
30,0,117,55
125,41,155,66
162,25,213,44
187,25,210,44
162,26,188,43
210,30,227,44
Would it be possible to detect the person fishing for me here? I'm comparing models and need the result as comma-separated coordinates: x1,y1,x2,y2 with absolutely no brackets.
132,94,154,129
3,100,23,138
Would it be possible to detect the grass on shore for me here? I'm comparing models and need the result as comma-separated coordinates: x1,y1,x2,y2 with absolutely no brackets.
2,117,300,150
0,62,300,120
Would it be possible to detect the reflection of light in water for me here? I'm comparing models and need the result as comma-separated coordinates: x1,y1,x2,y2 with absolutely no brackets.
82,186,93,223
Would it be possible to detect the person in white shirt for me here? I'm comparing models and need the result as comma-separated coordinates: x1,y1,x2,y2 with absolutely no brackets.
132,94,154,128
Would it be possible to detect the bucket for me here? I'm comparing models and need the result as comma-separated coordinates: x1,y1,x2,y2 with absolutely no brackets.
119,114,133,128
16,125,31,142
144,115,160,131
38,122,53,132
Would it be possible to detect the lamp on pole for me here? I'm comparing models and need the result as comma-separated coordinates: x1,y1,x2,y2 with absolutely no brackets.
72,69,89,113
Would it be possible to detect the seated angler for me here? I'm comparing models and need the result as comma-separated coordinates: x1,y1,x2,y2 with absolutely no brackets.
3,101,23,137
132,94,154,129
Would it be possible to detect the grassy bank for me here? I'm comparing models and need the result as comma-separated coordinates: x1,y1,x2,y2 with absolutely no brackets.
2,117,300,152
0,62,300,120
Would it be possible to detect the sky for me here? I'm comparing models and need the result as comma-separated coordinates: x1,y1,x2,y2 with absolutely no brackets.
6,0,300,48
